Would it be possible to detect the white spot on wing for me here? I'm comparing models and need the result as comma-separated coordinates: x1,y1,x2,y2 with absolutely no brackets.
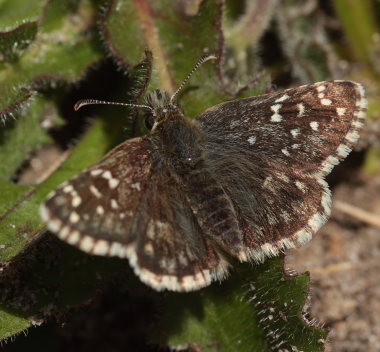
111,199,119,209
280,210,291,222
336,107,346,116
69,211,80,224
346,130,359,143
90,185,102,198
93,240,110,255
295,229,312,245
67,231,80,245
109,242,125,257
47,219,61,233
72,196,82,207
308,211,327,233
90,169,103,176
270,104,282,122
310,121,319,131
271,114,282,122
282,148,290,156
96,205,104,215
58,226,70,240
63,185,74,193
291,128,300,137
317,85,326,92
102,170,112,180
321,98,332,105
247,136,256,145
275,94,289,103
356,83,365,98
109,178,120,189
297,103,305,117
295,180,306,192
337,144,350,158
144,243,154,256
131,182,141,191
79,236,95,252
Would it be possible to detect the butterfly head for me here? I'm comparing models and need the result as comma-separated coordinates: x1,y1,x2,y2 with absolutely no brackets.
143,89,183,130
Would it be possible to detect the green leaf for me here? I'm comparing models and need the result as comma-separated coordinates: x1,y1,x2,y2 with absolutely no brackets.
0,0,45,30
0,96,54,181
0,310,30,342
154,257,327,352
104,0,234,116
0,0,103,120
0,22,38,62
0,0,44,62
333,0,379,70
275,0,335,83
0,234,128,340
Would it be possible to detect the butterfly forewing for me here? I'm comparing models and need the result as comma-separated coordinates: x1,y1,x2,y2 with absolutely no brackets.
199,81,366,175
197,80,366,261
41,137,228,291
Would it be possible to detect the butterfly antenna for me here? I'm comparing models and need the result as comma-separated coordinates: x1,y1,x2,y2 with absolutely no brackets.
74,99,153,112
169,53,217,105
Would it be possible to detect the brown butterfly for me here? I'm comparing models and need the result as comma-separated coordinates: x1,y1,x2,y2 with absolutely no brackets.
40,55,367,291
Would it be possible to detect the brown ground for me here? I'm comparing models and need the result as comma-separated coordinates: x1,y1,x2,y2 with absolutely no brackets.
287,171,380,352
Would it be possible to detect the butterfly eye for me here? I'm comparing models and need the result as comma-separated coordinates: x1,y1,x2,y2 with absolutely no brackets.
144,112,155,130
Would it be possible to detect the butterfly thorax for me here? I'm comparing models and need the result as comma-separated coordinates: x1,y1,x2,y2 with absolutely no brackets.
152,109,204,170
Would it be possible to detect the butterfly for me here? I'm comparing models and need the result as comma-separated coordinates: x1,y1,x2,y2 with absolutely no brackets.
40,54,367,291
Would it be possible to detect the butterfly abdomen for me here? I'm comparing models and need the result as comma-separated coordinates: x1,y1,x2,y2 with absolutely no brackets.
179,164,244,254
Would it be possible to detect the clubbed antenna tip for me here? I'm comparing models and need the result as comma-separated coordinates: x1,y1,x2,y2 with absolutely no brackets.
169,53,218,104
73,99,153,112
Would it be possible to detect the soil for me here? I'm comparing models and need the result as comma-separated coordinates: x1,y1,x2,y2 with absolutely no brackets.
287,170,380,352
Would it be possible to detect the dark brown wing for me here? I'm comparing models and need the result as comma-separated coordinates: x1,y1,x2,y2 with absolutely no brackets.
40,137,228,291
198,81,366,175
196,81,366,262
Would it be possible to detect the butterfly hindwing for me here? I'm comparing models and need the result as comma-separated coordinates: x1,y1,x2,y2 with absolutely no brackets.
131,173,228,290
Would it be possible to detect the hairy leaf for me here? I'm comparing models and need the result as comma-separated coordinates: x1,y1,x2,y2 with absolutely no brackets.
154,258,327,352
